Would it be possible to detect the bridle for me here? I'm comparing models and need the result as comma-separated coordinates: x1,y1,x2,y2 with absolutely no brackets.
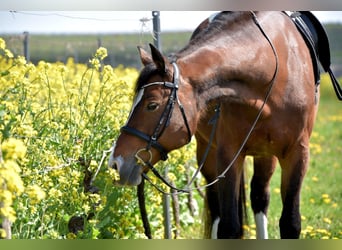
120,62,193,192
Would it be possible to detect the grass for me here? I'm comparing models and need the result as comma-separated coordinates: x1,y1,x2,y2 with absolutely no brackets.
297,78,342,239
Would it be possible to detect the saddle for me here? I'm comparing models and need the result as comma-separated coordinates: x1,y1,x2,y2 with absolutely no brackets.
288,11,342,100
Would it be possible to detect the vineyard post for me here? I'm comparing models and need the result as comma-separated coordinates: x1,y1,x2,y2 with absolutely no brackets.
23,31,30,62
152,11,172,239
152,11,161,51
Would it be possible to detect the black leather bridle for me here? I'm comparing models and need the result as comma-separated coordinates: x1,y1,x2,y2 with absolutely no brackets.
120,62,192,180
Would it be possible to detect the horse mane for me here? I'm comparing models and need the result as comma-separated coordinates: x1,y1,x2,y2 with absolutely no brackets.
174,11,250,59
135,12,251,93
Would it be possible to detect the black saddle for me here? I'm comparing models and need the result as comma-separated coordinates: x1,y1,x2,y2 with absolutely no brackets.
289,11,342,100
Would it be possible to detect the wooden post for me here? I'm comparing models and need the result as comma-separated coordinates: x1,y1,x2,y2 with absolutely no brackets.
23,31,30,62
152,11,172,239
152,11,161,51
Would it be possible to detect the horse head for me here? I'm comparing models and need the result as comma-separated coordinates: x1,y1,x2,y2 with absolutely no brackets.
109,44,197,186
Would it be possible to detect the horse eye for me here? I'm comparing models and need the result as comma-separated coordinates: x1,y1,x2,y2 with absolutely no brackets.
147,102,159,111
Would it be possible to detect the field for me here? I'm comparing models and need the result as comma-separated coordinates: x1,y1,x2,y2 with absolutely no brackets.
2,22,342,71
0,36,341,239
1,32,193,69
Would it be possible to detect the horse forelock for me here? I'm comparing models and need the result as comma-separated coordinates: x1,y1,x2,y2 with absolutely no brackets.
135,63,173,93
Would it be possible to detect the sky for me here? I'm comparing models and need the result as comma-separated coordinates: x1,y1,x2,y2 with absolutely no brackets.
1,11,342,34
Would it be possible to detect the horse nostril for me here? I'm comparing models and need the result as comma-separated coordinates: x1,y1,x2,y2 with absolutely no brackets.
109,156,123,172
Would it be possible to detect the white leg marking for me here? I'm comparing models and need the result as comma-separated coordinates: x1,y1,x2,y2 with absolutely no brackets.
211,217,220,239
254,212,268,239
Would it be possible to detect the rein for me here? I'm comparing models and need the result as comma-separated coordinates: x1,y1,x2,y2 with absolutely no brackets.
134,12,279,238
142,103,221,195
128,11,279,195
190,11,279,190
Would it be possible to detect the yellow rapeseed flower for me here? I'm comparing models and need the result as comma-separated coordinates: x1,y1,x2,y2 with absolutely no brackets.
167,172,177,182
1,160,24,194
316,228,330,236
4,49,13,58
0,229,6,238
95,47,108,60
306,225,314,232
14,56,27,66
309,142,322,155
89,58,101,70
323,217,332,224
1,138,27,161
322,194,330,199
323,198,331,204
322,194,331,204
82,129,92,139
57,64,67,74
242,224,250,232
48,187,63,198
26,184,46,204
328,115,342,122
311,176,319,182
0,38,5,50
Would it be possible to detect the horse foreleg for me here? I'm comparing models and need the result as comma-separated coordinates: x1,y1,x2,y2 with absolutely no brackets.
216,154,245,239
200,166,220,238
278,143,309,239
196,137,221,239
250,156,277,239
205,184,220,239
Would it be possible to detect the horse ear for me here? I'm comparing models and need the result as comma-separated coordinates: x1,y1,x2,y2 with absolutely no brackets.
149,43,167,73
137,46,153,66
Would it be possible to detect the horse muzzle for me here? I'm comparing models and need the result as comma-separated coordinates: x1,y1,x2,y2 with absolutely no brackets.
108,154,143,186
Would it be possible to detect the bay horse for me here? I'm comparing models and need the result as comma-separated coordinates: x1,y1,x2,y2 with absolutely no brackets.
109,11,320,238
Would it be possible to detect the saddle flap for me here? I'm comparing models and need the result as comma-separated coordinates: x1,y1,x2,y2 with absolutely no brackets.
289,11,342,100
298,11,331,71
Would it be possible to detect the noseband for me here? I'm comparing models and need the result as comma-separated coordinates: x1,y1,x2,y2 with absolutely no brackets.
121,62,192,162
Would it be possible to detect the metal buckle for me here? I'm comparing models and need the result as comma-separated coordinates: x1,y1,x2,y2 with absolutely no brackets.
135,148,153,166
